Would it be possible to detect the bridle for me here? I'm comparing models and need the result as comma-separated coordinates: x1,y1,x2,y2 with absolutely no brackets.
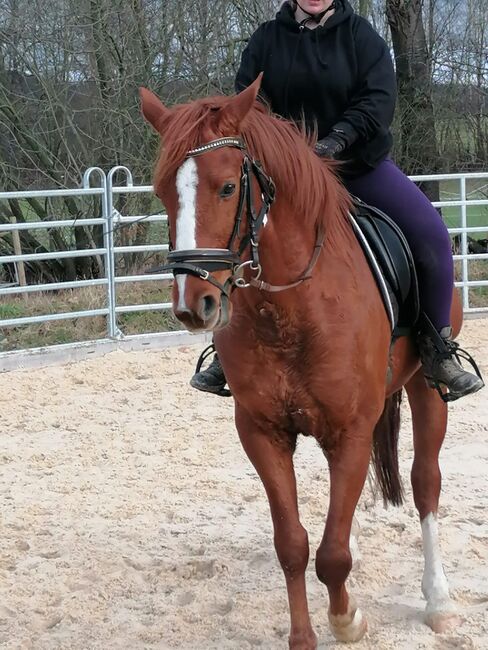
162,137,275,294
159,137,325,320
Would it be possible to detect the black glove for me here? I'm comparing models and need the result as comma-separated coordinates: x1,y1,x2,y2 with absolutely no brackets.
314,131,348,159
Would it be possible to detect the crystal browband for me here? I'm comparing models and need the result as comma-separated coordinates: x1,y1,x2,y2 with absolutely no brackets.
187,138,245,157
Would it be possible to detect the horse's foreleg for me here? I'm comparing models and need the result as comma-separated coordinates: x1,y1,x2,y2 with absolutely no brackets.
236,407,316,650
315,430,371,643
406,369,460,633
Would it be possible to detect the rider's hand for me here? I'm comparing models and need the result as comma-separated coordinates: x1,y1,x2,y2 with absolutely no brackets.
314,131,348,159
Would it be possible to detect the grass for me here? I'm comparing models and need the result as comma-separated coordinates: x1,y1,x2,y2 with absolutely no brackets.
438,177,488,235
0,303,24,319
469,287,488,309
444,207,488,234
466,260,488,309
0,282,181,352
1,260,487,352
453,259,488,309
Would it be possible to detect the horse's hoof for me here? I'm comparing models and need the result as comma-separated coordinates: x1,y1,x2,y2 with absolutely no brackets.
329,606,368,643
288,630,317,650
425,610,461,634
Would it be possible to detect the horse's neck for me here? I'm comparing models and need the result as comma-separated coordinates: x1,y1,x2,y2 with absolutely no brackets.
225,193,370,361
255,194,356,292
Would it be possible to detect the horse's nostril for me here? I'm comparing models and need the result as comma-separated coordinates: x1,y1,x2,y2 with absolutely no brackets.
201,294,218,321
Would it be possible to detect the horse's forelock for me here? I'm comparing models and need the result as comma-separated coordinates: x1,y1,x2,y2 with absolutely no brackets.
154,96,233,188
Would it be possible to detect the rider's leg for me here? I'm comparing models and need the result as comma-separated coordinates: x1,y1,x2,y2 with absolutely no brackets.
345,159,483,400
346,159,453,330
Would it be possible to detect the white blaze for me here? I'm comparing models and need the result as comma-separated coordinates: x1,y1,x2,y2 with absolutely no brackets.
175,158,198,310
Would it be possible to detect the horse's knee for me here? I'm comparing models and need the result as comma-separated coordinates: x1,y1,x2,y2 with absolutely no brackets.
274,523,309,578
315,539,352,587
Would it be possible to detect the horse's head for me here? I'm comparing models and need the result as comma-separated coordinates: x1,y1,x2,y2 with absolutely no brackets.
140,76,271,332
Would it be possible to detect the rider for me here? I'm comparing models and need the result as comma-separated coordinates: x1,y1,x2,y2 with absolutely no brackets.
190,0,484,401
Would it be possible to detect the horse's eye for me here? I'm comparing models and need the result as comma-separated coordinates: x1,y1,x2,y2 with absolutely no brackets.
219,182,236,198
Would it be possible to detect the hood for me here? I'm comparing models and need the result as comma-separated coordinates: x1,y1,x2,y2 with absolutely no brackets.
276,0,353,33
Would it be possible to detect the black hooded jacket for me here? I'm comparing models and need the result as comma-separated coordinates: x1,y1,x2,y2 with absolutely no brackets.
235,1,396,177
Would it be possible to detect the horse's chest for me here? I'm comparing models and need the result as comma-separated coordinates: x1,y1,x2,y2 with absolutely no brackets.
229,303,338,438
245,362,327,437
253,302,300,349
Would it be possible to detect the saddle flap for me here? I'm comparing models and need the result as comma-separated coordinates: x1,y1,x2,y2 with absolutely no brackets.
352,199,420,330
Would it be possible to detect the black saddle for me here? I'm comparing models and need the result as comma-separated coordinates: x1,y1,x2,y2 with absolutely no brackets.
350,197,420,337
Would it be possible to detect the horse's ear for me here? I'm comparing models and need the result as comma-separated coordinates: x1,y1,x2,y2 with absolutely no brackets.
139,87,171,134
219,73,263,132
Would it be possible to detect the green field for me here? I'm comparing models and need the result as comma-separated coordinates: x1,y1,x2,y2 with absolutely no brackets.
438,178,488,236
439,178,488,307
444,208,488,236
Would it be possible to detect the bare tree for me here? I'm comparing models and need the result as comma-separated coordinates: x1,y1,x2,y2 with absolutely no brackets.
0,0,485,281
386,0,441,201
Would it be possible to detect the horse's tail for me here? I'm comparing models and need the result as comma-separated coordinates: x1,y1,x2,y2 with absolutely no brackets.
372,390,404,507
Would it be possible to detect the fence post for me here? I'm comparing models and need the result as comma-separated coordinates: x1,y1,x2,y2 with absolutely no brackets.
82,167,115,337
460,176,470,311
106,166,134,339
10,217,27,287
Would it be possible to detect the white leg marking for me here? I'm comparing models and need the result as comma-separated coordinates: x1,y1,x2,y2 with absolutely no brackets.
329,600,367,642
175,158,198,311
349,533,361,569
421,513,455,617
350,515,361,568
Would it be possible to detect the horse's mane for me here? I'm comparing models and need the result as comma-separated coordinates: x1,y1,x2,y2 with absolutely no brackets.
154,96,352,236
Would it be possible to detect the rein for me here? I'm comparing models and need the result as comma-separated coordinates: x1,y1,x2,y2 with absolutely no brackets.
159,137,325,304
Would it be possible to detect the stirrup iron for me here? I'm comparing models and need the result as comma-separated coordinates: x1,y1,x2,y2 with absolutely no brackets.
419,314,484,403
193,343,232,397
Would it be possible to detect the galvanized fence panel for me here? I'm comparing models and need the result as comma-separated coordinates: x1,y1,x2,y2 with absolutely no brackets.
0,168,487,355
409,172,488,314
106,166,171,339
0,168,111,335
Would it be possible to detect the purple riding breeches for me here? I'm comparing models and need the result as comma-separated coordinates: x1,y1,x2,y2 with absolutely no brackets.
344,159,454,330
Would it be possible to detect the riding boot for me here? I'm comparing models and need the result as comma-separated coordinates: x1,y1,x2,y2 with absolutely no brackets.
190,350,229,396
417,326,484,401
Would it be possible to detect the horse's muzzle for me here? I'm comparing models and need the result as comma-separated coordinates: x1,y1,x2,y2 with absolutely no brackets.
174,293,217,329
173,273,233,333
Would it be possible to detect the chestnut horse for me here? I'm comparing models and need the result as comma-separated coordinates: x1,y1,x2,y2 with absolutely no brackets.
141,77,461,648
